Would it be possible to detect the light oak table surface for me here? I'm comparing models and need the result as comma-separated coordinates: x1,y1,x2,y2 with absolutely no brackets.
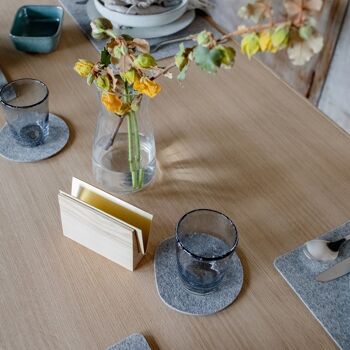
1,1,350,349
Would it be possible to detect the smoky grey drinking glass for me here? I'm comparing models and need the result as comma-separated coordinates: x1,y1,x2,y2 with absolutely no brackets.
0,79,49,147
176,209,239,294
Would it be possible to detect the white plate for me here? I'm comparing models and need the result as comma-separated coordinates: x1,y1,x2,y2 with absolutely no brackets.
94,0,188,28
87,0,195,39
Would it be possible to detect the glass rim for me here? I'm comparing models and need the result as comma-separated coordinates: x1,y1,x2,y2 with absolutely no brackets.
175,208,239,261
0,78,49,109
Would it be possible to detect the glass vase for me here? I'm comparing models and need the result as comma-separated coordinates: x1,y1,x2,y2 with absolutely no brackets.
92,92,156,194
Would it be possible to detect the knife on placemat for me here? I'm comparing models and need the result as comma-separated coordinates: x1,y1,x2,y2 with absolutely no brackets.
316,256,350,282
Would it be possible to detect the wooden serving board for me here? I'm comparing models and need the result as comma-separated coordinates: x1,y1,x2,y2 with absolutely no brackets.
209,0,349,105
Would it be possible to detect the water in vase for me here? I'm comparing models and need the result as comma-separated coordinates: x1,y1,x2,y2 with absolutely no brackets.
92,132,156,193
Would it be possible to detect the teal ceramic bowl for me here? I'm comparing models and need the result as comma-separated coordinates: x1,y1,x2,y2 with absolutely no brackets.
10,5,64,53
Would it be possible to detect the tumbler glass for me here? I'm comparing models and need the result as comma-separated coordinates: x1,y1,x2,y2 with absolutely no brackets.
0,78,49,147
176,209,239,294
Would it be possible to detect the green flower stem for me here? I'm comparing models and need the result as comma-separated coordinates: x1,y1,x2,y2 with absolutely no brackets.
124,83,143,191
127,112,137,189
127,111,142,190
133,114,144,188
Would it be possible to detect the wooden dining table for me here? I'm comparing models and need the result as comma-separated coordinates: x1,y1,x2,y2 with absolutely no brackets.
1,1,350,349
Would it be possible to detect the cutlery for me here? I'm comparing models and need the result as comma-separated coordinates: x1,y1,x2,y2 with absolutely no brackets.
150,35,194,53
316,256,350,282
304,233,350,262
75,0,89,5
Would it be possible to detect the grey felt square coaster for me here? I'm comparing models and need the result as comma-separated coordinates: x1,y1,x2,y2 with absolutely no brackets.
0,113,69,162
107,334,151,350
154,236,243,316
274,220,350,350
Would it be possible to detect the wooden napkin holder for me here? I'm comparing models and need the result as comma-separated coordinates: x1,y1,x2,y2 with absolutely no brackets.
58,177,153,271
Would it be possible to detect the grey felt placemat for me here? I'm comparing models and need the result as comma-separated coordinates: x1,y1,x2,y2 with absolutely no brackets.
58,0,221,60
274,221,350,350
154,236,243,315
106,333,151,350
0,114,69,162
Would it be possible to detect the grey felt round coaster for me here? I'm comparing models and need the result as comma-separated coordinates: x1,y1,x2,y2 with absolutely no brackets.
107,333,151,350
0,114,69,162
154,236,243,316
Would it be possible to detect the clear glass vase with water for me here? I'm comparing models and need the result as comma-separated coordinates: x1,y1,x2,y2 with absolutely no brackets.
92,91,156,194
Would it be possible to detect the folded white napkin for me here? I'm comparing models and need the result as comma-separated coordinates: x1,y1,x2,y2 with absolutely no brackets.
102,0,210,15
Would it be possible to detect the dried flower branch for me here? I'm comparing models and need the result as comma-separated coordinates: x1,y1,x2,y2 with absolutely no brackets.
237,0,324,64
73,0,325,190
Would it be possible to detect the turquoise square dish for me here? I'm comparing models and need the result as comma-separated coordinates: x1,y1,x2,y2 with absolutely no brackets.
10,5,64,53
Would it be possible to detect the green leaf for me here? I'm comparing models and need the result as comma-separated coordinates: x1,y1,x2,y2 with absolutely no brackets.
113,44,128,59
86,73,94,86
193,45,223,73
178,42,185,55
104,29,117,39
193,45,209,65
91,18,113,40
177,64,189,81
96,75,111,91
175,54,186,71
175,43,188,71
121,68,138,84
91,18,113,31
197,31,209,45
209,47,224,67
241,33,260,58
299,25,313,40
100,48,111,66
217,45,235,66
113,46,122,59
175,43,193,80
134,53,156,68
196,30,215,47
271,24,290,49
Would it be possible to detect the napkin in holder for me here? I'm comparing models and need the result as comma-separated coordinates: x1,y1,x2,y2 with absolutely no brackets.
58,177,153,271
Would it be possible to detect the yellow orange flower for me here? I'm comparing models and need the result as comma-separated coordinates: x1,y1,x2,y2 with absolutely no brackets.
101,92,123,114
74,59,94,77
133,78,161,98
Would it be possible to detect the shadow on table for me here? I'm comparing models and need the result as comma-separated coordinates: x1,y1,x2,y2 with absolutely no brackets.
235,247,250,300
58,114,76,151
151,125,287,205
133,121,290,262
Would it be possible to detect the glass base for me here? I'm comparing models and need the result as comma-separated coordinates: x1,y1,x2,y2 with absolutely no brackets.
10,123,49,147
177,262,224,295
92,134,156,194
92,157,156,194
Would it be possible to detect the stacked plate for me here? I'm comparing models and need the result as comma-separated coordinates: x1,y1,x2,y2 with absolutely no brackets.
91,0,195,38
